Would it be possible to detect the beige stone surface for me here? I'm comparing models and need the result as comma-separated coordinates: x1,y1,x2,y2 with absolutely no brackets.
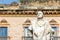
0,16,59,40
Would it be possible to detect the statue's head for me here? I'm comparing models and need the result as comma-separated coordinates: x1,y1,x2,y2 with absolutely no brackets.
37,11,43,19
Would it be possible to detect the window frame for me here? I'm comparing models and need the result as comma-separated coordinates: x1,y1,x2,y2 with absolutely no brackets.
24,26,29,37
0,27,8,37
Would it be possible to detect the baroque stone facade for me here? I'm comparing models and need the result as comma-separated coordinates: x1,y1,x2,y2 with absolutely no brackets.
0,9,59,40
0,0,60,40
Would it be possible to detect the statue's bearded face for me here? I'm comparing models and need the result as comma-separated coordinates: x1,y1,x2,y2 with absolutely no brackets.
37,11,43,19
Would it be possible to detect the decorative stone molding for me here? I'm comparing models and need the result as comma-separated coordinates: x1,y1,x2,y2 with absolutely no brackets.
49,19,59,29
1,19,8,23
23,19,31,28
0,9,60,17
49,19,58,25
23,19,31,25
0,19,10,26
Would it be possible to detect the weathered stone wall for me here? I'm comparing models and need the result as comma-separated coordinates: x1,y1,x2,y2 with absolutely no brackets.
0,16,60,40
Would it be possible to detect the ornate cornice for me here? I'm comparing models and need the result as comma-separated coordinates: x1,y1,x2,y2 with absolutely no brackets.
0,9,60,17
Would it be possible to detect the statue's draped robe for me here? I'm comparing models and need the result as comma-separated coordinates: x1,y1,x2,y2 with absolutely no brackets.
29,19,52,40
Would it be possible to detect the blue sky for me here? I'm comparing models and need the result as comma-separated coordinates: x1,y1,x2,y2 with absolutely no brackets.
0,0,18,4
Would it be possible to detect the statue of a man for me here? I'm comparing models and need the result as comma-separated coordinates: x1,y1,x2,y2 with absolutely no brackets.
29,11,54,40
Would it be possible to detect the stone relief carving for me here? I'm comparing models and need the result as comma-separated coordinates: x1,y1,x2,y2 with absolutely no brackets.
19,0,60,9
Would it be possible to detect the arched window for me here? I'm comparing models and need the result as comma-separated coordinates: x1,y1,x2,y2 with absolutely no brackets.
50,19,59,40
24,26,29,37
0,19,10,40
23,19,33,40
52,27,57,40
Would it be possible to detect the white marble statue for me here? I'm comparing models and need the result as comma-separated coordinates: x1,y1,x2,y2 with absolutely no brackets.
29,11,54,40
